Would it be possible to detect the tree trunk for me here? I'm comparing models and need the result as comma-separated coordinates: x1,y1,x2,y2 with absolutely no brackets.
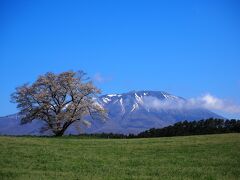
55,130,64,137
54,121,74,136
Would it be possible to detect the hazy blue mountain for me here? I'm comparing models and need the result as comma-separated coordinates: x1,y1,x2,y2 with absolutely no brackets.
0,91,222,135
85,91,222,134
0,114,47,135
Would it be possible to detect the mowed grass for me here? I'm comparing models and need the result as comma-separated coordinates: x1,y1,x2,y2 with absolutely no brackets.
0,134,240,180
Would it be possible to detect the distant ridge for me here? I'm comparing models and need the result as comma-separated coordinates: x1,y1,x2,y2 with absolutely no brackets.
0,90,222,135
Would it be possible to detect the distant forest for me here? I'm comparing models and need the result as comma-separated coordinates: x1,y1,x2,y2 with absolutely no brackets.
76,118,240,139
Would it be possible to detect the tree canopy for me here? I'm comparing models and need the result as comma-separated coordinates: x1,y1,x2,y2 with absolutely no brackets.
12,71,105,136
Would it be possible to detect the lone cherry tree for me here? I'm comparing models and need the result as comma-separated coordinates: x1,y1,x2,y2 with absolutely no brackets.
11,71,105,136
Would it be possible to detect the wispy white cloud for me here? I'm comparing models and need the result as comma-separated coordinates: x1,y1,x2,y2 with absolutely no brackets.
143,96,186,110
142,94,240,113
189,94,240,113
93,73,112,83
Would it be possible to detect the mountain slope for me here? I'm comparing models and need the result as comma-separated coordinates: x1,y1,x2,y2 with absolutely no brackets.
85,91,222,134
0,91,222,135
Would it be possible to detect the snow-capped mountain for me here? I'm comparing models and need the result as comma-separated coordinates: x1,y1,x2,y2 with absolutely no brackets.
0,90,222,135
86,91,222,134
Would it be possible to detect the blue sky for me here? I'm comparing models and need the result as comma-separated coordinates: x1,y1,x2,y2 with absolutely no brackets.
1,0,240,118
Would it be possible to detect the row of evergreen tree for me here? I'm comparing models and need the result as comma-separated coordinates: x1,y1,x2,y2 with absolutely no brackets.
79,118,240,138
137,118,240,138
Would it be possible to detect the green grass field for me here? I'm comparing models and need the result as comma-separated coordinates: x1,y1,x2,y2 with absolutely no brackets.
0,134,240,180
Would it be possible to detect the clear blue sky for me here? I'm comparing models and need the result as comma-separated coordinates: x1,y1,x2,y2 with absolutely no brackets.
1,0,240,117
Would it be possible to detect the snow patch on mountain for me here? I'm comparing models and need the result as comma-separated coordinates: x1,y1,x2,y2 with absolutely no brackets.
119,98,125,113
131,103,139,112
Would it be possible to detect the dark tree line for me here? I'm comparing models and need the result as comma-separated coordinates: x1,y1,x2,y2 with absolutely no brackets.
74,118,240,139
137,118,240,138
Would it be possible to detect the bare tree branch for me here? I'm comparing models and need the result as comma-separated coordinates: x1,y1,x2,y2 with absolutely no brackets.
11,70,106,136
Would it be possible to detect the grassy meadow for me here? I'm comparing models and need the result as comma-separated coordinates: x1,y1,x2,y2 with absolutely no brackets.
0,133,239,179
